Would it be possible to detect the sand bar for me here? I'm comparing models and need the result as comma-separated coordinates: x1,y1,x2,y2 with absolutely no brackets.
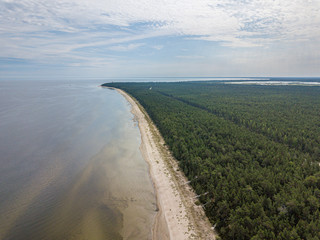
110,87,216,240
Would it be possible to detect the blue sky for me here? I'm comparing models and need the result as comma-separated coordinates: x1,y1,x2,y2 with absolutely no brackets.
0,0,319,80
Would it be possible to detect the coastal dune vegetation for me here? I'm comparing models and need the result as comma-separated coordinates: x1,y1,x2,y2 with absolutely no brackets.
102,81,320,240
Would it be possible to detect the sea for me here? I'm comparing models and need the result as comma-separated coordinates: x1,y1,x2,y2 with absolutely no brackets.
0,80,156,240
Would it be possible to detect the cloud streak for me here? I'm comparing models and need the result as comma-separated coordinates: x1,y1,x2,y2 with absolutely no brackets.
0,0,319,77
108,43,145,51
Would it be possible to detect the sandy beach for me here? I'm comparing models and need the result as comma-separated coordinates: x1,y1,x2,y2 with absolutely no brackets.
114,88,216,240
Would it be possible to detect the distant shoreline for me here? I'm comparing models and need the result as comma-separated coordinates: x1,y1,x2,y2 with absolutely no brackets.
105,86,216,240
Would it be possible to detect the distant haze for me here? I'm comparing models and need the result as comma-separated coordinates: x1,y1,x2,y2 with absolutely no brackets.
0,0,319,79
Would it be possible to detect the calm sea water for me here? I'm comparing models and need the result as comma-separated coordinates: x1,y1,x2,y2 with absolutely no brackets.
0,80,156,240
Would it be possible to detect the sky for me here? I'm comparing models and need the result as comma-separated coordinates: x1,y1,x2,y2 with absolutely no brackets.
0,0,319,80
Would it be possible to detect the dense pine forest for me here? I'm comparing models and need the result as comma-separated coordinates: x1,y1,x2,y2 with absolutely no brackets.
102,81,320,240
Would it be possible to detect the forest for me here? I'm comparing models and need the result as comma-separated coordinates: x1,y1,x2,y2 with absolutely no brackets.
102,81,320,240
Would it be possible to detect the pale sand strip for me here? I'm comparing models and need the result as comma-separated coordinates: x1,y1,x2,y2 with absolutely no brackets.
112,87,216,240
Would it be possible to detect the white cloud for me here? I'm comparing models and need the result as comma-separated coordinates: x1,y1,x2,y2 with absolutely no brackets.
1,0,319,40
108,43,145,51
152,45,163,50
0,0,319,74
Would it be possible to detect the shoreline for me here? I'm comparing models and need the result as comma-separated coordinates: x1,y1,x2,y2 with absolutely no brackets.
111,87,216,240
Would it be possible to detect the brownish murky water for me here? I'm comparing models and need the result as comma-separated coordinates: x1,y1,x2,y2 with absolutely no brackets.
0,80,156,240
